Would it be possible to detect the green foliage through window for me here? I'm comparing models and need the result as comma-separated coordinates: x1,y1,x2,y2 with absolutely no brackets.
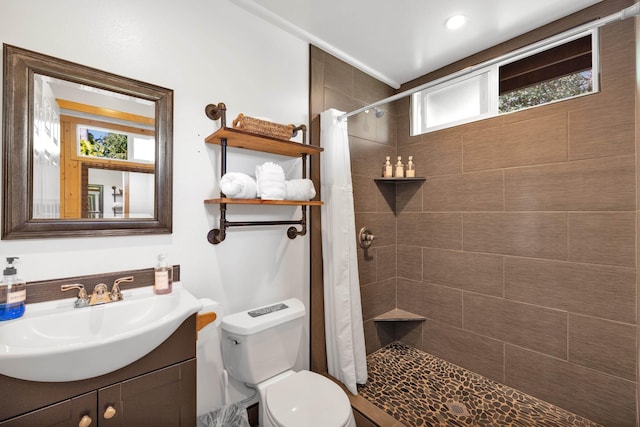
80,129,128,160
498,71,592,114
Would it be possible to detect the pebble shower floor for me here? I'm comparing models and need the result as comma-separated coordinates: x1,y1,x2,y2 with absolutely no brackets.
357,342,602,427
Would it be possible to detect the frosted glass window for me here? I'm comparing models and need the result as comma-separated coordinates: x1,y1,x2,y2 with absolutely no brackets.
411,70,493,135
426,72,489,127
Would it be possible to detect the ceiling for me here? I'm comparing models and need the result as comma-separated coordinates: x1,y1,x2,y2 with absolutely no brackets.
233,0,603,88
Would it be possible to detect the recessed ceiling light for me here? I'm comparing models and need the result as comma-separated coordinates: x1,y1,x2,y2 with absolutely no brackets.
446,14,466,30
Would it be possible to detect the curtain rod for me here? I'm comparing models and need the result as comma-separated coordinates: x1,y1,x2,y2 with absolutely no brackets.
338,3,640,122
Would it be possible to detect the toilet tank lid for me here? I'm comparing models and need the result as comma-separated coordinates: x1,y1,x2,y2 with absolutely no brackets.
222,298,305,335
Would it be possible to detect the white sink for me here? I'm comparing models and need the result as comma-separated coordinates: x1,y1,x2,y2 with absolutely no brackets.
0,283,202,382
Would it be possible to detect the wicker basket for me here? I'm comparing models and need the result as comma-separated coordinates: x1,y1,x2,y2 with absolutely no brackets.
232,114,294,140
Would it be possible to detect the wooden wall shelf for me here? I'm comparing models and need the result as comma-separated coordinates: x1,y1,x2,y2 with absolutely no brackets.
204,198,322,206
205,127,322,157
203,102,321,244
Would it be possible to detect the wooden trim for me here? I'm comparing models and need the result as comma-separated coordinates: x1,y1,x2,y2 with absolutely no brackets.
57,99,155,127
25,265,181,304
196,312,218,339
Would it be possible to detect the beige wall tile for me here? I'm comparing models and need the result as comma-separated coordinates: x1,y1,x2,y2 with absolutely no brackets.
360,278,396,321
352,175,377,213
505,345,636,427
423,282,463,328
422,321,504,383
423,170,504,212
357,245,376,286
598,19,635,107
400,132,462,177
568,101,635,161
349,136,395,178
310,57,325,115
463,212,567,260
505,156,636,211
396,278,426,317
398,212,462,249
374,111,397,146
464,293,567,358
363,320,378,354
349,109,392,145
395,181,423,213
397,278,463,327
323,54,353,96
324,87,361,116
423,248,503,297
505,257,635,324
395,322,423,348
568,314,636,381
376,182,397,214
568,212,636,268
397,245,422,282
353,68,395,104
463,113,567,172
356,212,396,248
376,245,397,281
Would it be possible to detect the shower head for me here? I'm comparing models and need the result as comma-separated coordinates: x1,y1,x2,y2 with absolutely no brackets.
364,106,385,118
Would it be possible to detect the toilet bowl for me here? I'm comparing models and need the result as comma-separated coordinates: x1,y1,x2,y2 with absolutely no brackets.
260,370,355,427
221,298,356,427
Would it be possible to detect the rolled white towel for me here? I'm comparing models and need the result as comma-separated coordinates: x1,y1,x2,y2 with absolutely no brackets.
220,172,257,199
255,162,286,200
285,179,316,201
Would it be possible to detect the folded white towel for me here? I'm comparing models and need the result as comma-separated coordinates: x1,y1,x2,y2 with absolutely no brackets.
285,179,316,201
220,172,257,199
255,162,286,200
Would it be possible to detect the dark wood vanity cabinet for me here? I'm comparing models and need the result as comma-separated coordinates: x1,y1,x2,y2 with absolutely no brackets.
98,360,196,427
0,316,197,427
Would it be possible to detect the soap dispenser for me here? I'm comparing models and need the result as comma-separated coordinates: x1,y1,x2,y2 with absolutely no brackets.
154,253,173,295
406,156,416,177
395,156,404,178
0,257,26,321
382,156,393,177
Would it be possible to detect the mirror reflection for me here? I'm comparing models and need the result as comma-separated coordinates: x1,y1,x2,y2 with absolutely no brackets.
32,74,156,220
2,43,173,239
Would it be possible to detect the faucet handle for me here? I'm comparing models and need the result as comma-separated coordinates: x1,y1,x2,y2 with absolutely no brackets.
61,284,89,308
110,276,134,301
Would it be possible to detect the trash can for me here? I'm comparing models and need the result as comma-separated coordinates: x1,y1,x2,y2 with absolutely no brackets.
196,402,250,427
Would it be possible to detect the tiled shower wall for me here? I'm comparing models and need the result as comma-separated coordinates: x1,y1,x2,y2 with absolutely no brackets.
309,1,638,426
393,16,637,427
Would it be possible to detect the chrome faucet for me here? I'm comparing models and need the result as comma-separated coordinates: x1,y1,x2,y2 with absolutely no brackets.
61,276,135,308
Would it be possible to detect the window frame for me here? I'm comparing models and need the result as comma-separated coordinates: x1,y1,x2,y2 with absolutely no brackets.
410,29,599,136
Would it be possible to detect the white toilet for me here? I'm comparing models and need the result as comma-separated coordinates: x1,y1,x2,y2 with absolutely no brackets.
221,298,356,427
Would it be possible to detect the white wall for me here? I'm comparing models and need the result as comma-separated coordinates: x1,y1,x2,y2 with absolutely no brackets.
0,0,310,406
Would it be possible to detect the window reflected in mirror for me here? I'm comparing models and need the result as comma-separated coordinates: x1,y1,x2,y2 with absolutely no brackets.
32,74,156,220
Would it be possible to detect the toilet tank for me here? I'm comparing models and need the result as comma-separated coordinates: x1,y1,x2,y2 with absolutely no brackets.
221,298,305,384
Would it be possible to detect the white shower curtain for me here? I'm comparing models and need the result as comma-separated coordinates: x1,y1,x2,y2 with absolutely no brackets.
320,109,367,395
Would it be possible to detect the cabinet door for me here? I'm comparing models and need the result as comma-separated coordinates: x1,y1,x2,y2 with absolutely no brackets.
0,391,96,427
98,359,196,427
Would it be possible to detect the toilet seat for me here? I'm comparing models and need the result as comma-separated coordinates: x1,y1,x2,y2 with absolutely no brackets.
264,370,353,427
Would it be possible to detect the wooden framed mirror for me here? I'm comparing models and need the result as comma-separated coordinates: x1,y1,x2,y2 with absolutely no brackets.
2,44,173,239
